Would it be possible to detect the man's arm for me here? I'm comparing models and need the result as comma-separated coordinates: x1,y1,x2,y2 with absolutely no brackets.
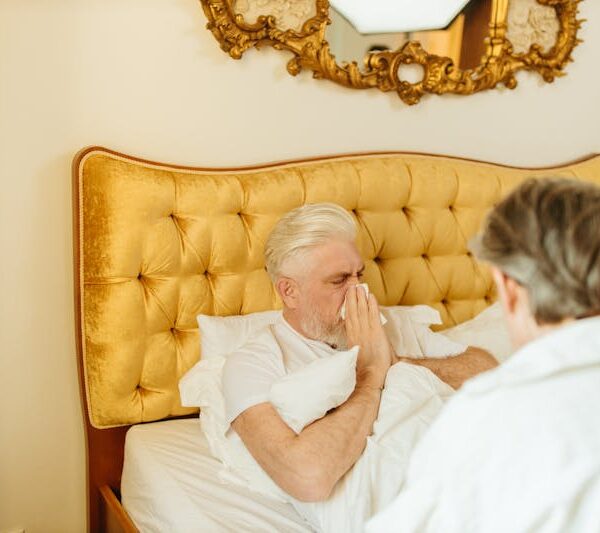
397,346,498,389
232,368,382,502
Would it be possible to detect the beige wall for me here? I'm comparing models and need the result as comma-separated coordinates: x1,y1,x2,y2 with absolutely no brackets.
0,1,598,531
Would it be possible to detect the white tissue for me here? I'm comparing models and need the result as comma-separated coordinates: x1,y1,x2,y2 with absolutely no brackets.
340,283,387,325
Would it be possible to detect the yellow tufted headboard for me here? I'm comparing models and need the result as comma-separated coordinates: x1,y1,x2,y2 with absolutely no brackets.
74,148,600,429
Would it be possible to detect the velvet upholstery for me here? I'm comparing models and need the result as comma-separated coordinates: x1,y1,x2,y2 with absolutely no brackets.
74,149,600,428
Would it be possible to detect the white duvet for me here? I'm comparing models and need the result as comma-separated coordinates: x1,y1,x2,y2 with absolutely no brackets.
284,360,454,533
181,349,454,533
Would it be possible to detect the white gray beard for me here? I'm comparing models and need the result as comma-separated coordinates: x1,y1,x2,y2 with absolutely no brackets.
299,311,347,351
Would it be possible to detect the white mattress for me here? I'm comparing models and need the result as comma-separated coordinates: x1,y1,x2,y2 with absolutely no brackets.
121,418,313,533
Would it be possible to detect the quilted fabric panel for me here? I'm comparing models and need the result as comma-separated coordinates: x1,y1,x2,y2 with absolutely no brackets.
76,150,600,427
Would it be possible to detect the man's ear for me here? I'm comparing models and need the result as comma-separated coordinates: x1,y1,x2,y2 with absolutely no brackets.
491,266,520,315
275,277,300,309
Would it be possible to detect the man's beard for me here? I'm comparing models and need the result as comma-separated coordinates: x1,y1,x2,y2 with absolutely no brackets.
299,308,347,350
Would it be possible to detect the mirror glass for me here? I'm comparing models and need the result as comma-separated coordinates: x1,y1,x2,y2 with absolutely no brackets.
327,0,493,71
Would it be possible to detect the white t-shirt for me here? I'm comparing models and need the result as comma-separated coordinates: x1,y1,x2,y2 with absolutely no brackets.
367,316,600,533
222,315,340,424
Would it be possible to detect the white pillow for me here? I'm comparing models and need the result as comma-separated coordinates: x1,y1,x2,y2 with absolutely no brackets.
198,310,280,360
381,305,466,358
269,347,359,434
179,356,232,464
440,302,513,363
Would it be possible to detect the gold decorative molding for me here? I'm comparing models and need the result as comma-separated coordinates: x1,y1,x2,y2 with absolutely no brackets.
199,0,584,105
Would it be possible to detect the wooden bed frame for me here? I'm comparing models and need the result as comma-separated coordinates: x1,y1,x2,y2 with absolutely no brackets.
73,147,600,532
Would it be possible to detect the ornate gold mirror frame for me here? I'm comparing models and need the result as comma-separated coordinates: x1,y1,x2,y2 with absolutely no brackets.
199,0,583,105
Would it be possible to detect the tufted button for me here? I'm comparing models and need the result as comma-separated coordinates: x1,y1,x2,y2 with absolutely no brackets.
137,273,143,280
373,256,381,264
421,253,428,260
441,298,448,304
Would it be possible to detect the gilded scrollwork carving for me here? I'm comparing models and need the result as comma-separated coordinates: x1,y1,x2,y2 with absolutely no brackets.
199,0,584,105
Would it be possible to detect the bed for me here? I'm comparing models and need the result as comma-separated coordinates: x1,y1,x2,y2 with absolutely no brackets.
73,147,600,532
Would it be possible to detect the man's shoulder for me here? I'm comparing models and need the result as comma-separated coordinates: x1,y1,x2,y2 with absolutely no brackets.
221,322,287,423
242,323,282,353
224,323,284,371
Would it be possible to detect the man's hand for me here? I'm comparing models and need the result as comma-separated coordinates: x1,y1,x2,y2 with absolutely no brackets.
344,285,394,388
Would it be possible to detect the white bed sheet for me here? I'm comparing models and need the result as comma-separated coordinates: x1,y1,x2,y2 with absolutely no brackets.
121,418,313,533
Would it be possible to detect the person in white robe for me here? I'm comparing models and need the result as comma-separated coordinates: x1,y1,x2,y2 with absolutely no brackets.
368,177,600,533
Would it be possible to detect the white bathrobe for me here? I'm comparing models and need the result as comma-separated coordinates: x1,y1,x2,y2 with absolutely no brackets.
367,316,600,533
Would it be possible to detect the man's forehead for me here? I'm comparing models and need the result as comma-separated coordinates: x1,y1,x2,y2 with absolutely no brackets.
308,240,364,274
325,263,365,277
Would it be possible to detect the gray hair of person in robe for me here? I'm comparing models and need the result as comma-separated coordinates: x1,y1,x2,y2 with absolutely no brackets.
470,177,600,323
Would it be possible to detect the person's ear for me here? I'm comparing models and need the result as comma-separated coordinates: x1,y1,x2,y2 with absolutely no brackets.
275,277,300,309
491,266,520,315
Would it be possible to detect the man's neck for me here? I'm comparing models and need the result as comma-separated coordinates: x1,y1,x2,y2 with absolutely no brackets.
282,307,311,339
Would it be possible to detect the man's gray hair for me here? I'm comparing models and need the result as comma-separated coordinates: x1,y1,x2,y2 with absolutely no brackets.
470,177,600,323
265,203,357,281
